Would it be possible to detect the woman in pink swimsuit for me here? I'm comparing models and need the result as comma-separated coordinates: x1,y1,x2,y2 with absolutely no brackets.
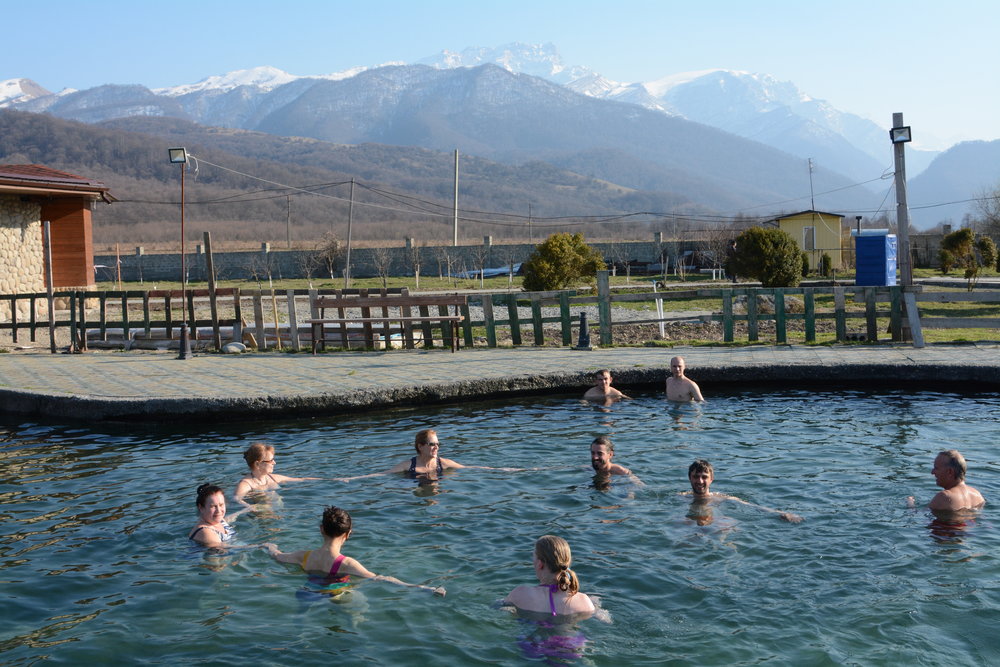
263,506,446,596
503,535,596,616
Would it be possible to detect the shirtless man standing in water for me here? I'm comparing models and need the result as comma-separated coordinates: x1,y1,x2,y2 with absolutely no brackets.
666,356,704,402
583,370,628,403
916,449,986,511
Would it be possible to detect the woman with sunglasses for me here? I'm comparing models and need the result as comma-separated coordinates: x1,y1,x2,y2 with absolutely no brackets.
335,428,521,482
234,442,321,508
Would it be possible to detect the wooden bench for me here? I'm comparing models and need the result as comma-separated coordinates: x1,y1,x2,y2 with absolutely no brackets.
307,289,468,353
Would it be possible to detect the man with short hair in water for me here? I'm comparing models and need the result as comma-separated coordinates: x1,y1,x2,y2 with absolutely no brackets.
583,369,628,403
684,459,801,523
666,356,704,402
921,449,985,511
589,437,643,487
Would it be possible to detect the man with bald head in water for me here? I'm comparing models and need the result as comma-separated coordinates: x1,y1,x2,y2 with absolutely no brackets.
666,356,704,402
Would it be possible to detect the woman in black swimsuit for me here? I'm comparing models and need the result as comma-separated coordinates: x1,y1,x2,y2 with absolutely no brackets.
387,429,465,478
334,429,524,483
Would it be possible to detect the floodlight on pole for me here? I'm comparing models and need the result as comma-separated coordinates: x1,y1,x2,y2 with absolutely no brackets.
889,126,912,144
889,115,913,288
167,147,192,359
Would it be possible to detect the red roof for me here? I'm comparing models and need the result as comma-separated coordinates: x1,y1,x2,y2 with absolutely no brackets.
0,164,113,200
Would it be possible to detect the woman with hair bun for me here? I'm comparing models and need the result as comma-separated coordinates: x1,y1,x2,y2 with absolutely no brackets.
503,535,596,616
264,506,446,597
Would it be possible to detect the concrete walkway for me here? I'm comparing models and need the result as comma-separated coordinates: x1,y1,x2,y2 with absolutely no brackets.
1,343,999,422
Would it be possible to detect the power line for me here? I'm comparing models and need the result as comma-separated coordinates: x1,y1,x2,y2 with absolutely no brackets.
118,153,989,229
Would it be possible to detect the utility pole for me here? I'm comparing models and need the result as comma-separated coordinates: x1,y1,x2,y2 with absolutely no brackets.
344,177,355,288
807,158,815,210
285,195,291,249
890,112,913,286
528,203,533,242
453,149,459,247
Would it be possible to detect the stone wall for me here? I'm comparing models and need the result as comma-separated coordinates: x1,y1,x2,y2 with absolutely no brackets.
0,195,45,320
95,237,690,283
94,233,950,284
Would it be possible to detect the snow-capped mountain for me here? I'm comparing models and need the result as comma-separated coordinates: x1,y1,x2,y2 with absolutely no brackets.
2,42,958,219
417,42,595,84
152,64,375,97
418,44,938,179
0,78,52,107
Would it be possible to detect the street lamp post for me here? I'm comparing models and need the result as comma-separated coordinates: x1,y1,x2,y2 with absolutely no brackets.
168,147,193,359
889,114,913,287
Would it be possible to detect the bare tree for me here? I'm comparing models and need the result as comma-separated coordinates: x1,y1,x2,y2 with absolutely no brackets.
469,243,492,289
314,233,345,280
371,246,393,288
701,227,735,278
498,246,518,287
434,246,448,280
244,253,271,289
296,249,320,285
434,246,456,283
606,240,625,279
407,243,422,289
975,183,1000,240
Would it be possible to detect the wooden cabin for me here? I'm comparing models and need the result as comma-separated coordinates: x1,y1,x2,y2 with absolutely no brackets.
769,210,845,271
0,165,114,291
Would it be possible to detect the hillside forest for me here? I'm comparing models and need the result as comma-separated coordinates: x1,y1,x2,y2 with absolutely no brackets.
1,110,781,251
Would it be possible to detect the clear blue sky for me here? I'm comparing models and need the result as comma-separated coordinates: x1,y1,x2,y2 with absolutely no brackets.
4,0,997,150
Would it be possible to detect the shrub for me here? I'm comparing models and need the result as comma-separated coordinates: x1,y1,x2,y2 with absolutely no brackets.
522,233,606,291
731,227,802,287
801,251,810,278
820,253,832,277
940,228,998,290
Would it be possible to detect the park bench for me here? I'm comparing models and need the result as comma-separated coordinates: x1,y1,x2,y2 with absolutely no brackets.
307,289,468,353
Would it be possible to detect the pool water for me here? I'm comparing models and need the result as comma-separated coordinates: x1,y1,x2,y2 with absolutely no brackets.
2,388,999,665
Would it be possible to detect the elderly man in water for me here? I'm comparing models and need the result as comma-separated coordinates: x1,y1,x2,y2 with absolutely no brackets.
909,449,986,511
666,356,704,402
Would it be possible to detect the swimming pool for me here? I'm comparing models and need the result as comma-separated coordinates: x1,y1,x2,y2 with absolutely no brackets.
1,387,998,665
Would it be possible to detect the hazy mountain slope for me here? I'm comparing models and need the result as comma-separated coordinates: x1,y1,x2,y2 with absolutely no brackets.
1,109,726,248
908,140,1000,227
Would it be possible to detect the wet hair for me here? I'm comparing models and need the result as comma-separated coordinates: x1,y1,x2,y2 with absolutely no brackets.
688,459,714,477
535,535,580,597
591,436,614,453
938,449,967,481
595,369,611,379
414,429,437,453
321,506,352,538
243,442,275,469
195,483,223,508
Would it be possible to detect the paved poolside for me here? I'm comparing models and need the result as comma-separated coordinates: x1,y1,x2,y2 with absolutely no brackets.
0,343,998,422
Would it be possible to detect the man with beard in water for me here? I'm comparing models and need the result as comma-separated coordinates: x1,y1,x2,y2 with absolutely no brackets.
589,437,642,487
684,459,802,524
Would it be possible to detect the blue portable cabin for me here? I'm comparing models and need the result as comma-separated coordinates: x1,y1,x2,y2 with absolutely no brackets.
854,230,897,286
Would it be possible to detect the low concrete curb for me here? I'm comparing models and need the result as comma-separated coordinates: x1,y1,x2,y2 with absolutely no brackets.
0,344,997,422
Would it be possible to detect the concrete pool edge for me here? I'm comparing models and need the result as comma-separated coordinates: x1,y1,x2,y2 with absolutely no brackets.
0,344,998,422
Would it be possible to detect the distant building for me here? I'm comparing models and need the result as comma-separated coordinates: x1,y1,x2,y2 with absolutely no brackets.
0,165,114,319
767,210,844,271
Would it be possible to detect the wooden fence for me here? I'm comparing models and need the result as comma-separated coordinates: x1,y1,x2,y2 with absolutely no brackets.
3,273,1000,353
